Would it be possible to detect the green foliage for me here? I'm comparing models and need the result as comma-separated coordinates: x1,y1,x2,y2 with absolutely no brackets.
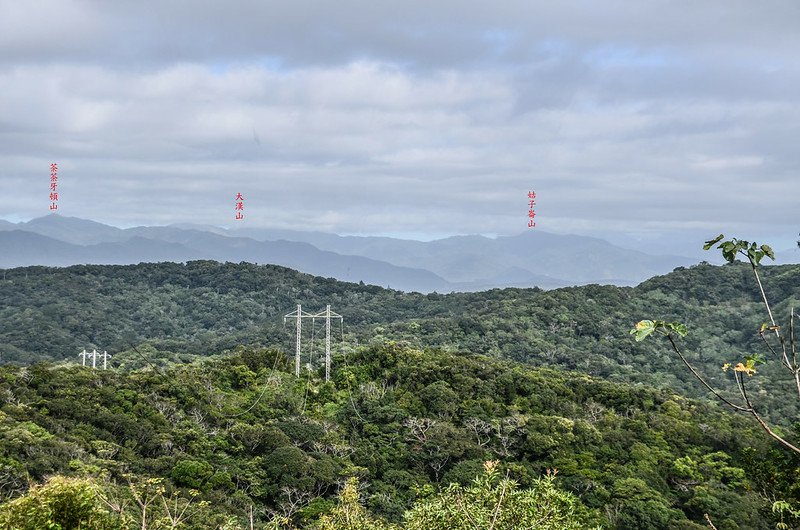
703,234,775,266
607,477,681,529
171,459,213,489
630,320,688,342
404,462,599,529
0,343,776,528
773,500,800,530
635,236,800,527
2,260,800,425
0,476,119,530
3,259,800,527
315,478,396,530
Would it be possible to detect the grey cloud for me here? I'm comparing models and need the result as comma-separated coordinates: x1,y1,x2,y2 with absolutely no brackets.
0,1,798,247
2,1,798,69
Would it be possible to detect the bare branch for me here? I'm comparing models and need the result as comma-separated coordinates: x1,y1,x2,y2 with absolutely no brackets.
749,262,792,371
738,375,800,455
666,335,749,412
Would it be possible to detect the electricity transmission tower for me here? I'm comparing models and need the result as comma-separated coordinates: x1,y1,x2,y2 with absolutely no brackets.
283,304,315,377
78,349,111,370
78,349,90,366
283,304,344,381
99,350,111,370
312,305,343,382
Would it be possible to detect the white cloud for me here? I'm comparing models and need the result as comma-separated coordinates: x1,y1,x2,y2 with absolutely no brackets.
691,156,765,171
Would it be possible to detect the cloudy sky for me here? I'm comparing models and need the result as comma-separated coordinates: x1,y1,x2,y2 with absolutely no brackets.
1,1,798,253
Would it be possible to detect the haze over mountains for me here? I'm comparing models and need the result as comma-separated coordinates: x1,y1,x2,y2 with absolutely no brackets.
2,214,794,292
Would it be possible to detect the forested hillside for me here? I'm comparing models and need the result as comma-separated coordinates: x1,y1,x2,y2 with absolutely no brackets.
2,260,800,527
0,344,784,528
2,260,799,421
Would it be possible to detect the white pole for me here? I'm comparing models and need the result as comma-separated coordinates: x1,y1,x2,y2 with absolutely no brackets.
296,304,302,377
325,305,331,382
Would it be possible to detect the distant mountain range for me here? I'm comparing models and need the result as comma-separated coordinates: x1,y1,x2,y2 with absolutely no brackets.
0,214,708,292
230,227,698,287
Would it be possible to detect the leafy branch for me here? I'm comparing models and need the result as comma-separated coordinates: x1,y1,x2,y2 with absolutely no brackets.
631,235,800,455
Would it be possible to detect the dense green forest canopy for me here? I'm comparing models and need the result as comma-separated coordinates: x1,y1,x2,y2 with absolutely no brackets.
1,260,799,422
0,343,786,528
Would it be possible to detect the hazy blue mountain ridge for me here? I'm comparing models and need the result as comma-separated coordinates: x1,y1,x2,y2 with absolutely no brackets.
233,225,694,284
0,220,451,292
0,214,704,291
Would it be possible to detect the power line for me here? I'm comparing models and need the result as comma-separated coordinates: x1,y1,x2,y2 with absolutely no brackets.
224,348,283,418
341,340,365,424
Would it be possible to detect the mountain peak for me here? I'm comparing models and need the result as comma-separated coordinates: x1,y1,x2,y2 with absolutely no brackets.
20,214,126,245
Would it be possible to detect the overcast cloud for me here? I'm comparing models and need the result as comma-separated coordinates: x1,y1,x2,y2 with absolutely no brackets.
0,0,798,252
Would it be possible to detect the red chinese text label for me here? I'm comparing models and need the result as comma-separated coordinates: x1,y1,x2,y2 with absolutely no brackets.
527,190,536,228
49,163,59,211
235,192,244,220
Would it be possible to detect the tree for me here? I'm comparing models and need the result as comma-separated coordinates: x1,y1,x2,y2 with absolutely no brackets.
315,477,395,530
0,476,119,530
632,235,800,526
403,461,599,530
632,235,797,453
